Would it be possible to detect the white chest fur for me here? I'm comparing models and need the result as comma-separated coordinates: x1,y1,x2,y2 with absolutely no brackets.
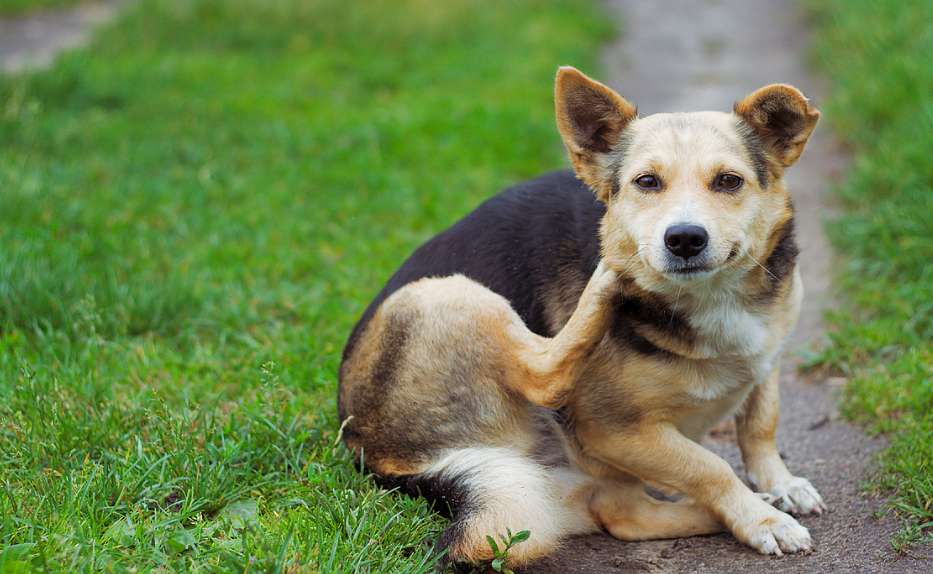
673,297,790,439
689,298,771,358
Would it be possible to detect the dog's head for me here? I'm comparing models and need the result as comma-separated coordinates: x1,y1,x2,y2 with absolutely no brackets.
554,67,819,296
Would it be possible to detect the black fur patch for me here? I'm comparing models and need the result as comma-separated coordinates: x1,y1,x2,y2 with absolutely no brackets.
375,471,478,572
607,132,633,198
375,471,472,519
764,107,805,143
609,292,694,350
343,171,605,341
563,85,628,154
608,173,621,198
366,313,411,394
609,317,670,358
343,312,413,431
760,214,799,299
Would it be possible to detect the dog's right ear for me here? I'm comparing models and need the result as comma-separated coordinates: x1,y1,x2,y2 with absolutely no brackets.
555,67,637,199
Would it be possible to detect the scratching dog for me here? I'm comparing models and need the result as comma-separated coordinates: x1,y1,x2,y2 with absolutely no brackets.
338,67,825,569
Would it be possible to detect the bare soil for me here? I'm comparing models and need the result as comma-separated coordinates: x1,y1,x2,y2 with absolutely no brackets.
0,0,127,72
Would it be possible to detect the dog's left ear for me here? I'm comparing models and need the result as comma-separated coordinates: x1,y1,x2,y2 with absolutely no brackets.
555,67,637,199
734,85,820,168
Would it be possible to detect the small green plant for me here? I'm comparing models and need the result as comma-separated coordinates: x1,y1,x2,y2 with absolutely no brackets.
484,528,531,574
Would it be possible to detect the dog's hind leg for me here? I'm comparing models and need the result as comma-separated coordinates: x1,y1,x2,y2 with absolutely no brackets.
502,261,620,409
396,447,597,570
590,479,724,540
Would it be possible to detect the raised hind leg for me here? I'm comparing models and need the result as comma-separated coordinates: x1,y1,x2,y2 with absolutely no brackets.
500,260,619,409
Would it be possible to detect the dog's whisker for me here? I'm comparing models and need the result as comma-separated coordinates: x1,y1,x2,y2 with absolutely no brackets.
669,285,682,329
749,254,783,285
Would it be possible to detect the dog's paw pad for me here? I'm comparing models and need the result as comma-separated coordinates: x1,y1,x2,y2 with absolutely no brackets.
768,477,825,515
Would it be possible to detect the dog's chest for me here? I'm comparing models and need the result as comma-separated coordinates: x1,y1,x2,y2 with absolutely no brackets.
688,299,772,359
663,350,779,441
683,300,783,393
674,303,785,438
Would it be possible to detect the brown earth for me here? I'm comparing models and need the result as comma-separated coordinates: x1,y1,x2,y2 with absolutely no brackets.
0,0,127,72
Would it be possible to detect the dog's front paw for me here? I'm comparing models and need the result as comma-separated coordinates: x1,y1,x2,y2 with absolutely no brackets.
765,477,827,515
736,508,812,556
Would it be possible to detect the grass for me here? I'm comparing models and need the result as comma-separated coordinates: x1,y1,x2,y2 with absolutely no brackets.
0,0,612,571
803,0,933,550
0,0,89,15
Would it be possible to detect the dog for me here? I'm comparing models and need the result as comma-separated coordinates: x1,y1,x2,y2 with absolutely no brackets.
338,67,825,570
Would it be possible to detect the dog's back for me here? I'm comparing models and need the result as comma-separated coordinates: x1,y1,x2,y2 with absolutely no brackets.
341,169,601,359
338,171,607,569
338,174,608,569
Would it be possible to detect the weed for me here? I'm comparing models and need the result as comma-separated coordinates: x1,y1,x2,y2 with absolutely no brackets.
486,528,531,574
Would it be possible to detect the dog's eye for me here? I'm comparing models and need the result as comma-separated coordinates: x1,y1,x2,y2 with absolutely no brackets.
716,174,743,191
634,174,661,190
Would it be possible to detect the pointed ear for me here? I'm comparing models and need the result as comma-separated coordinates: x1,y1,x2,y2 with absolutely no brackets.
555,67,637,194
734,84,820,168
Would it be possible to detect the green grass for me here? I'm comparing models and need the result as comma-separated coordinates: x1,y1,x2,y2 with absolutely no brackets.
0,0,612,571
803,0,933,550
0,0,88,15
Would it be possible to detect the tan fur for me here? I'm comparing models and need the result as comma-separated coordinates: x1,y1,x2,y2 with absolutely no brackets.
339,67,825,566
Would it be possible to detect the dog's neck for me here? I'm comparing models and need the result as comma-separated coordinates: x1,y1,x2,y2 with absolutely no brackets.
617,266,799,362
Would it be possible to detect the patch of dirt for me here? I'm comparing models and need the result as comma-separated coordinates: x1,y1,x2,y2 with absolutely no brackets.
519,0,932,572
0,0,129,72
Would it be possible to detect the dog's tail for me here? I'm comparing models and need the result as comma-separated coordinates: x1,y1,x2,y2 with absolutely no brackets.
377,446,596,571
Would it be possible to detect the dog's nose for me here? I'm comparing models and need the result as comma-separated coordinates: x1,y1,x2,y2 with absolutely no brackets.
664,224,709,259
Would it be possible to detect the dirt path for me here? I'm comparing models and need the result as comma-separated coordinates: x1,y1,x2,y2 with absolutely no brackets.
0,0,128,72
519,1,933,572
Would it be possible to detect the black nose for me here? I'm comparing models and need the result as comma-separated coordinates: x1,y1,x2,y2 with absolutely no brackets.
664,224,709,260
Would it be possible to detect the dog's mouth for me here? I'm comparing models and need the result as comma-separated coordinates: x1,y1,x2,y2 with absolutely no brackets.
661,252,717,279
659,245,741,281
664,264,717,280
